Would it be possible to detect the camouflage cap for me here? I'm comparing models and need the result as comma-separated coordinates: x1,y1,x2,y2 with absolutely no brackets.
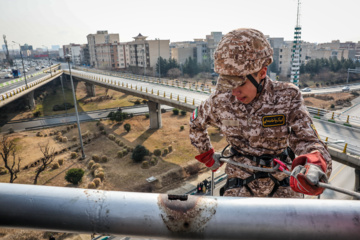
214,28,273,76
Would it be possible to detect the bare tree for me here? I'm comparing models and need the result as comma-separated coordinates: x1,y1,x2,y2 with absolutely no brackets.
34,142,55,184
0,135,21,183
167,68,181,79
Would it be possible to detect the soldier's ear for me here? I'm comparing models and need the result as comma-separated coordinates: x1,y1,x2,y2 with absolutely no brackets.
258,67,267,79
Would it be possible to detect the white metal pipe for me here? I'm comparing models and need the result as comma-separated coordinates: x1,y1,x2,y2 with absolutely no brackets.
0,183,360,240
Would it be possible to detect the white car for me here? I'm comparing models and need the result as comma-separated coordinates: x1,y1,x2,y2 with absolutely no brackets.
342,86,350,92
301,87,311,92
35,67,40,70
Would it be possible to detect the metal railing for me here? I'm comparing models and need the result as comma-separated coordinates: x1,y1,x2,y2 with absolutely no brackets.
1,183,360,240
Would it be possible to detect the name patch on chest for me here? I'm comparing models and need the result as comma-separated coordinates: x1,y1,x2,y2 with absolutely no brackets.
262,114,286,128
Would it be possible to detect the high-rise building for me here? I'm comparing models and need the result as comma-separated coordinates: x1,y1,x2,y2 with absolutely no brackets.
290,0,302,86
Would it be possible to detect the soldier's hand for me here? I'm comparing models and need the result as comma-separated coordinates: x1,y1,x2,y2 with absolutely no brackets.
290,151,328,195
195,149,224,172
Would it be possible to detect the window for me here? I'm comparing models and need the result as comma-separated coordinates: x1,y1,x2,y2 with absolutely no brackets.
280,55,282,58
280,61,282,64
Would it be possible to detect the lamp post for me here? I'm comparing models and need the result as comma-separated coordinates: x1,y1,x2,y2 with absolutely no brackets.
65,54,85,159
42,45,52,76
12,41,28,89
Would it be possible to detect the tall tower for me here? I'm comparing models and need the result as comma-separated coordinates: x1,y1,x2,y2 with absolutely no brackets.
290,0,301,86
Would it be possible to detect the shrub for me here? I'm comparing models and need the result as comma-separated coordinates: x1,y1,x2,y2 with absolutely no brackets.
72,136,77,141
92,154,100,162
108,134,115,140
180,126,184,131
331,104,335,109
153,149,161,157
163,148,168,155
65,168,85,185
122,149,128,155
168,145,173,152
181,110,187,116
145,113,149,119
101,155,108,163
70,152,78,159
124,123,131,132
117,151,123,158
132,145,149,163
52,163,60,169
88,160,95,169
134,99,141,105
101,130,107,135
61,136,68,143
95,171,105,180
172,108,179,115
93,178,101,187
87,182,96,189
58,159,64,165
36,132,42,137
99,125,105,131
115,138,120,144
141,161,150,169
150,157,158,166
119,141,124,146
161,108,166,113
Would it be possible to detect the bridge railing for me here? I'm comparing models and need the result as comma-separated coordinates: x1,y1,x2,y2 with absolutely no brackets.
0,69,62,102
0,64,61,89
1,183,360,240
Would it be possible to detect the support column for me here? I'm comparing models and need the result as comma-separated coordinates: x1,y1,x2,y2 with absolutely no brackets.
85,82,96,97
26,91,35,110
147,101,162,129
355,169,360,193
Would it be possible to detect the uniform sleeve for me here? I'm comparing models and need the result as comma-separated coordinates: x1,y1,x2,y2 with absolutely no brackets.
287,89,332,176
189,96,219,154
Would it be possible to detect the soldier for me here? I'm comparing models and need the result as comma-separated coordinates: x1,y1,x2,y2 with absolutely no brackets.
189,28,331,198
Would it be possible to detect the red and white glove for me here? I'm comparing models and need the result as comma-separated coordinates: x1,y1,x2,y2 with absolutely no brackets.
290,151,328,195
195,148,224,172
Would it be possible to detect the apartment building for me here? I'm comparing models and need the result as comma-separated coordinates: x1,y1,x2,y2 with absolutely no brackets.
87,30,120,68
62,43,82,65
170,32,222,70
80,44,90,66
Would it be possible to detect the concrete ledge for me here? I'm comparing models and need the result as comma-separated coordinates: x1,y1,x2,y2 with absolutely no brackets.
328,146,360,169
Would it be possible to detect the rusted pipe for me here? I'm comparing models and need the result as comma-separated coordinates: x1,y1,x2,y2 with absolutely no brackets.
0,183,360,239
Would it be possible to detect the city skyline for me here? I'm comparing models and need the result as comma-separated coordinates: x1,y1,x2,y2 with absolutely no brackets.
1,0,359,49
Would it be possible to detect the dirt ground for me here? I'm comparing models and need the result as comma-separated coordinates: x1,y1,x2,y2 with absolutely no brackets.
0,84,359,240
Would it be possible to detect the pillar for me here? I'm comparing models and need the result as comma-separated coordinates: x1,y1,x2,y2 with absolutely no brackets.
355,169,360,193
26,91,35,110
147,101,162,129
85,82,96,97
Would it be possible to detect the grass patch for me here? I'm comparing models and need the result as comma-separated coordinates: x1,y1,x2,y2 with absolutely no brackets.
42,87,75,116
328,119,336,123
343,123,352,127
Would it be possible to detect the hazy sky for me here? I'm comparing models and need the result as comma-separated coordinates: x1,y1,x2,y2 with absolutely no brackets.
1,0,359,49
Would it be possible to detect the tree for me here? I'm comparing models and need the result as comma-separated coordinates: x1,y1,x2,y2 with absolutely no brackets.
132,145,149,162
34,142,55,184
65,168,85,185
167,68,181,79
0,136,21,183
124,123,131,132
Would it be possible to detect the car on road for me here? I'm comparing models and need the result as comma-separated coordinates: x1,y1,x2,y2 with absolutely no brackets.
301,87,311,92
4,74,13,79
35,67,40,70
342,86,350,92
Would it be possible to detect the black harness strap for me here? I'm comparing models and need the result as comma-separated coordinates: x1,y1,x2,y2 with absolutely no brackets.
220,146,295,197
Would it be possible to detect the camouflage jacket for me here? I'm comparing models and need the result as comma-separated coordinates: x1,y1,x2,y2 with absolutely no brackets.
189,76,332,184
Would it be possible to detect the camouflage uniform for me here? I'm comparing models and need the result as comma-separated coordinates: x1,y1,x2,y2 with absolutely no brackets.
189,76,332,198
189,28,331,198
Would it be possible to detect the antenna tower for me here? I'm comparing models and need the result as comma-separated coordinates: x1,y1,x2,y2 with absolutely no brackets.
290,0,302,86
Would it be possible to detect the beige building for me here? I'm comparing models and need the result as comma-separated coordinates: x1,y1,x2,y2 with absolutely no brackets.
87,30,119,68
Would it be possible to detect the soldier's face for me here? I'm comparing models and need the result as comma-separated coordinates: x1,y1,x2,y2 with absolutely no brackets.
231,79,257,104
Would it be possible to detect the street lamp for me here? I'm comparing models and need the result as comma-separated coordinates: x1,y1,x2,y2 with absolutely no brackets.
65,54,85,159
12,41,28,89
42,45,52,77
141,47,146,77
